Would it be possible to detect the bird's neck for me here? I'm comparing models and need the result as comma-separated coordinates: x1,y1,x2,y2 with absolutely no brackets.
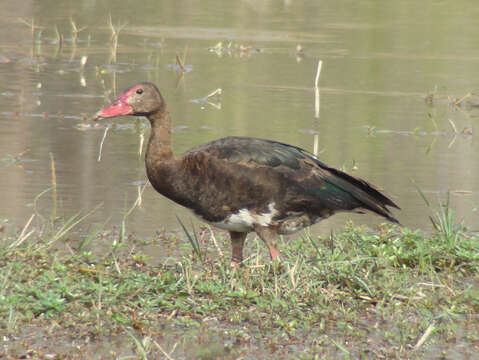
144,109,185,203
146,109,174,166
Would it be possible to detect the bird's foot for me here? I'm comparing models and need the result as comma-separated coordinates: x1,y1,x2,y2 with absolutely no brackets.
269,246,281,261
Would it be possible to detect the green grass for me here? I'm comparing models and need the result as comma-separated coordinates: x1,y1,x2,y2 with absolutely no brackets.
0,211,478,358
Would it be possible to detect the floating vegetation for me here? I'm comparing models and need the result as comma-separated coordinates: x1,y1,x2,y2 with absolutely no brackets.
209,40,231,56
364,125,447,137
190,88,222,110
425,91,479,109
208,40,261,57
0,150,36,166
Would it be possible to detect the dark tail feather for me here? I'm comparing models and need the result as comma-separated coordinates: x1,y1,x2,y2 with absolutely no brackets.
378,210,401,225
324,166,400,225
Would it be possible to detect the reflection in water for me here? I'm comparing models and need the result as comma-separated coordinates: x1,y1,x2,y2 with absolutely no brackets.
0,0,478,244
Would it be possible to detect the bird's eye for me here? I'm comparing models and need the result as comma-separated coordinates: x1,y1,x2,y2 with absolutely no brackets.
136,88,143,95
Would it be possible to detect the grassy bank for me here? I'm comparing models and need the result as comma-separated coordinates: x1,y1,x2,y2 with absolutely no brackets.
0,211,478,359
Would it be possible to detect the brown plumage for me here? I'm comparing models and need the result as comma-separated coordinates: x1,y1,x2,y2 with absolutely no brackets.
94,82,400,266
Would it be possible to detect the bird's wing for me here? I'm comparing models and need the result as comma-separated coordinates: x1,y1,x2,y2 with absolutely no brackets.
183,136,399,223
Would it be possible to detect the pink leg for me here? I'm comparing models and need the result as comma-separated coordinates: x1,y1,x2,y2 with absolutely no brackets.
229,231,247,267
268,246,281,261
254,226,281,262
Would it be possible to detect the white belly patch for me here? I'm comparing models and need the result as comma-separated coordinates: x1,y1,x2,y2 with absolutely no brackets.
209,202,278,232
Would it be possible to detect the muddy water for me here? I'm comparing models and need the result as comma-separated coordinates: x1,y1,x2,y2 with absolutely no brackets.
0,0,478,245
